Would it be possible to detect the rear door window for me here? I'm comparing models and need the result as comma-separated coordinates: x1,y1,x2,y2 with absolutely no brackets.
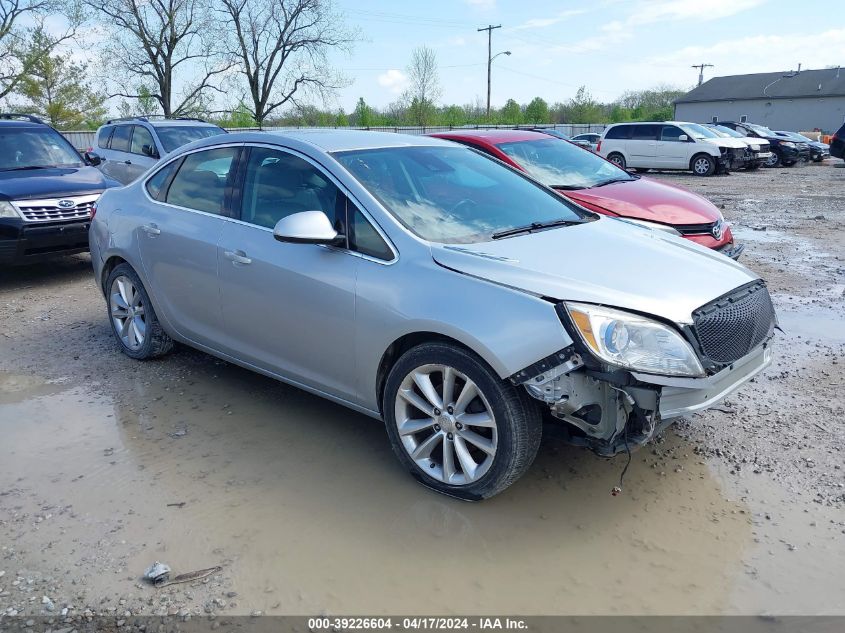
110,125,132,152
166,147,239,215
631,125,659,140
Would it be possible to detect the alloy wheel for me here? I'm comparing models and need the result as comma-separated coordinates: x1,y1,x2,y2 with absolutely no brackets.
394,364,498,486
109,275,146,350
693,157,711,175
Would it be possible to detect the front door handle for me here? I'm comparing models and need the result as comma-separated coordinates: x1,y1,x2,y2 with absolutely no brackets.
124,160,132,165
142,223,160,236
223,249,252,265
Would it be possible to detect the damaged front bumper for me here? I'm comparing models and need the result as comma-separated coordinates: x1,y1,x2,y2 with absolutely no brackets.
513,342,773,456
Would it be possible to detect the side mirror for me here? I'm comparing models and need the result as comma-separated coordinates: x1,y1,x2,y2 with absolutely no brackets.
678,134,689,142
273,210,345,246
141,144,159,158
84,151,102,166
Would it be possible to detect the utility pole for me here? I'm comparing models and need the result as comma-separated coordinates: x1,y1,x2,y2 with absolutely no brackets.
691,63,714,86
478,24,502,118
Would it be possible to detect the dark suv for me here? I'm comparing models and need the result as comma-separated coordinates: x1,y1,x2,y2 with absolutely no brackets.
830,122,845,160
716,121,811,167
0,114,119,265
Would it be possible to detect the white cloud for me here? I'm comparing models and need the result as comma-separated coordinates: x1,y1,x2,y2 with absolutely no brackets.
377,69,408,94
513,9,588,30
465,0,496,8
631,0,768,25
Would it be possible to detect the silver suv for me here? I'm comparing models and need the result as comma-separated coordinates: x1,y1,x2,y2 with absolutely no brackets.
89,130,776,499
90,117,225,185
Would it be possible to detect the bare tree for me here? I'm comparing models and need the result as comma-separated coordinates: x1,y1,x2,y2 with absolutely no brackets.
84,0,230,117
218,0,355,126
403,46,441,126
1,0,82,100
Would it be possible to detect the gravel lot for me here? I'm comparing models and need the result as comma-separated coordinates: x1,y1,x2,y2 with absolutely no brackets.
0,160,843,628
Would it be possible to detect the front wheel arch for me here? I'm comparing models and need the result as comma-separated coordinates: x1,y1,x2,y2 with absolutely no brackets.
376,332,484,415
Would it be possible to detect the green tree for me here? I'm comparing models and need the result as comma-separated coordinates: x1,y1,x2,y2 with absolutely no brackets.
566,86,603,124
403,46,441,126
523,97,549,123
441,104,464,127
500,98,522,125
18,30,106,129
335,109,349,126
354,97,374,127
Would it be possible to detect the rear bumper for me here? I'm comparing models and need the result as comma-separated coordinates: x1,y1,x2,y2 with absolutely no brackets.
0,220,91,264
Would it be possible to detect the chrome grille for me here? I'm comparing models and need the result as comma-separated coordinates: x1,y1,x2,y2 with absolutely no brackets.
675,221,717,236
15,194,99,223
692,281,776,365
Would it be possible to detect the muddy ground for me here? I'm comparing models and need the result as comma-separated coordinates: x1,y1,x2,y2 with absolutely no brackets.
0,160,843,625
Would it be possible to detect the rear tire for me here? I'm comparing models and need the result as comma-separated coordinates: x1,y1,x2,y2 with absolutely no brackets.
691,154,716,176
607,153,626,170
105,263,173,360
383,342,542,500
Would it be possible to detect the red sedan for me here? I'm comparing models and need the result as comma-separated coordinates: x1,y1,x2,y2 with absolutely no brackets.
431,130,743,258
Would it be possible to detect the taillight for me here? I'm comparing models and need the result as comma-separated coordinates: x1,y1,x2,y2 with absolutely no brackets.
596,140,602,153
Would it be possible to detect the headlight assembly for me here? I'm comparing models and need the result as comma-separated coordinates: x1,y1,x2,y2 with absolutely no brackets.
781,141,795,148
0,201,20,218
565,302,705,377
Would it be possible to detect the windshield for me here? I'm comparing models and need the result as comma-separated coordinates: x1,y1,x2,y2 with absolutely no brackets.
496,137,633,189
680,123,719,139
746,123,775,136
334,145,589,244
712,125,744,138
156,126,226,153
0,127,83,170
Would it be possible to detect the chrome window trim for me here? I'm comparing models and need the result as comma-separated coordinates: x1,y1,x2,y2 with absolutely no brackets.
140,142,398,266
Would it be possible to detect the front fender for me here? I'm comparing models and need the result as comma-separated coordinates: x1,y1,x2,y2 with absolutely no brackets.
353,255,573,411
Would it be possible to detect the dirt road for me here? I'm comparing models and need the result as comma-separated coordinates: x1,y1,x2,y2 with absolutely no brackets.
0,161,843,624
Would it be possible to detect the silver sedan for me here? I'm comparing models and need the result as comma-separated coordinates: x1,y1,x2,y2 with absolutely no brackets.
89,130,776,499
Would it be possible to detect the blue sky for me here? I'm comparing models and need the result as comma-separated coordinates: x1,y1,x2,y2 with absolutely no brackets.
328,0,844,110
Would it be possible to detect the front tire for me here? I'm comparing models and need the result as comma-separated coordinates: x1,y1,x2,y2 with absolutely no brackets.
607,153,626,170
383,342,542,500
766,152,781,168
691,154,716,176
106,263,173,360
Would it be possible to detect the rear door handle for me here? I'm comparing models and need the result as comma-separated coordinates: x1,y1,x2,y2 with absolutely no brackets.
142,223,160,236
223,249,252,265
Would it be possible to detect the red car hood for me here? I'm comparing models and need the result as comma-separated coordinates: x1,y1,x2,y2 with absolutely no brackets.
562,177,720,225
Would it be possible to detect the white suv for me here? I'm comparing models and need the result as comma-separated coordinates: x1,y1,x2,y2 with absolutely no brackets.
598,121,749,176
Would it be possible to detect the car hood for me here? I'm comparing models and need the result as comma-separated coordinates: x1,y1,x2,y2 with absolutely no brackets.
430,216,756,325
0,166,117,201
700,138,747,149
741,136,769,148
561,177,720,225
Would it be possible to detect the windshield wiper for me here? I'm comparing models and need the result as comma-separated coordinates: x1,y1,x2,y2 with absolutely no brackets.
550,184,587,190
592,177,634,187
492,218,583,240
1,165,56,172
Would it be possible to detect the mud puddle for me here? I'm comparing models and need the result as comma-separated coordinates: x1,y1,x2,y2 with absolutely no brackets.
0,364,762,616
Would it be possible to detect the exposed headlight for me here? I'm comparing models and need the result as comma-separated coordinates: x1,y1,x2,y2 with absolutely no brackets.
0,201,20,218
619,218,682,236
565,302,705,377
750,145,760,151
781,141,795,148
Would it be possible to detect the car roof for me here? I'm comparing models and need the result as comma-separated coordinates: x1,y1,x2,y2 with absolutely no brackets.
105,119,221,128
0,120,50,129
431,129,550,144
182,129,455,153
